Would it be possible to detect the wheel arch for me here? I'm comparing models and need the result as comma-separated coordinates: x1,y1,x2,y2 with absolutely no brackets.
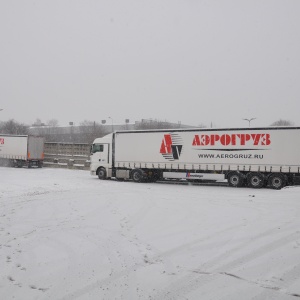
96,166,106,175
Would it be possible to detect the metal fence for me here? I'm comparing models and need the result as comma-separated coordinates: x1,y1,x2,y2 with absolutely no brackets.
44,142,90,170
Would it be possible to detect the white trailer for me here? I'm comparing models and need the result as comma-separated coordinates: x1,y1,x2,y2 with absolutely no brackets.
90,127,300,189
0,135,44,168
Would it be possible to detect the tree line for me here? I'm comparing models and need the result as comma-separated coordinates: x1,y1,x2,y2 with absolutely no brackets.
0,118,296,144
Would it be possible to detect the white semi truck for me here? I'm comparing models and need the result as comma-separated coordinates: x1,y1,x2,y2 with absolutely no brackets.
90,127,300,189
0,135,44,168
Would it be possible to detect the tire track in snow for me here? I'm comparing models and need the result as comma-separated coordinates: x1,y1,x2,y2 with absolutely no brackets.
56,190,165,299
101,194,163,299
251,261,300,299
150,229,300,300
56,221,252,299
55,218,297,299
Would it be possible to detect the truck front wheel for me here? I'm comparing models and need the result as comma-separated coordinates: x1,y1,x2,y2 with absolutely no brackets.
98,168,107,180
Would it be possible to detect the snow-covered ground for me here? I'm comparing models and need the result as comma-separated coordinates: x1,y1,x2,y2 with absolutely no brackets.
1,167,300,300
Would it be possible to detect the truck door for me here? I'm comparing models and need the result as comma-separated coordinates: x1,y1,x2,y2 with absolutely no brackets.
91,143,110,166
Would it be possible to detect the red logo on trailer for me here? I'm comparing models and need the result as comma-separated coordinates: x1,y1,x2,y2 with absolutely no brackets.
0,138,4,145
160,133,183,161
192,133,271,147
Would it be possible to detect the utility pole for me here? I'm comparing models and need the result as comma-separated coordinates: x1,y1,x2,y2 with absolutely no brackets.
108,117,114,132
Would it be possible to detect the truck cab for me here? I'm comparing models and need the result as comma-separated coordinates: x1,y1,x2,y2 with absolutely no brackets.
90,134,113,179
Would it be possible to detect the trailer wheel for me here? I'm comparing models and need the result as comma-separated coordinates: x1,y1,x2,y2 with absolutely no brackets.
131,169,143,183
152,173,161,182
98,168,107,180
147,171,161,183
227,172,245,187
268,173,286,190
247,172,265,188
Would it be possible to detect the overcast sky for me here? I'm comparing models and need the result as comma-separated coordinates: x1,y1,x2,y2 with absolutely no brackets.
1,0,299,128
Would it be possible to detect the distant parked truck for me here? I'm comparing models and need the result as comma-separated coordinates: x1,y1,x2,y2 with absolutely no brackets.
0,135,44,168
90,127,300,189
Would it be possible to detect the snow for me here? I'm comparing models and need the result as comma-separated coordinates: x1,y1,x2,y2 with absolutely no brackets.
1,167,300,300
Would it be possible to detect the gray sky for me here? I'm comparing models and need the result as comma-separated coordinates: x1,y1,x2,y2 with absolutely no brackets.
1,0,299,128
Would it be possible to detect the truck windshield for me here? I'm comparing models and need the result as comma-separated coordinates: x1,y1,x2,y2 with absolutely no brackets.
92,144,103,153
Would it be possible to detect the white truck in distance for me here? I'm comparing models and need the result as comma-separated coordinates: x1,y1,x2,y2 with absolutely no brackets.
90,127,300,189
0,135,44,168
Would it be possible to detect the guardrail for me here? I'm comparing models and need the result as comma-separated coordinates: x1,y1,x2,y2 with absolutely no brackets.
43,142,90,170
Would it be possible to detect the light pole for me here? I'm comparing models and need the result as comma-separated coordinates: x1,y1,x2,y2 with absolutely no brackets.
243,118,256,127
108,117,114,132
125,119,129,130
69,122,74,142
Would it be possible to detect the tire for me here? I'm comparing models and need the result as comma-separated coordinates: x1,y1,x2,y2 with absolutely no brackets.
131,169,143,183
16,160,23,168
268,173,286,190
227,172,245,187
97,168,107,180
247,172,265,189
147,171,161,183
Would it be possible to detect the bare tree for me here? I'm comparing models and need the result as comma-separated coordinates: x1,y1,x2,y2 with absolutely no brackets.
270,119,294,126
47,119,59,127
79,120,107,143
42,119,59,142
32,118,43,126
135,119,181,130
0,119,29,135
